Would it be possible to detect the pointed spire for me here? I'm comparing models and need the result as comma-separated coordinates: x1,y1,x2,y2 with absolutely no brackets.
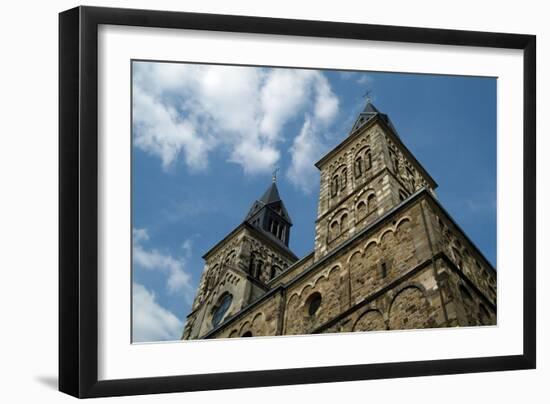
349,100,399,138
244,180,293,246
362,100,380,114
259,182,282,205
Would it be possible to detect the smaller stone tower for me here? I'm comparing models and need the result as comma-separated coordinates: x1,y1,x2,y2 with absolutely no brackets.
182,181,298,339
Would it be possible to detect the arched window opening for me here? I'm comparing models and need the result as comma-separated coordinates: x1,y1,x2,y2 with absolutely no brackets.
406,167,416,189
365,150,372,170
255,261,263,279
224,253,235,269
329,220,340,240
306,292,322,316
367,194,377,214
357,201,367,221
212,293,233,327
331,175,339,197
241,331,253,337
381,261,388,278
275,222,282,238
354,156,364,178
270,265,281,280
340,213,349,230
248,253,256,275
389,149,399,173
459,284,473,304
206,274,214,290
341,168,347,189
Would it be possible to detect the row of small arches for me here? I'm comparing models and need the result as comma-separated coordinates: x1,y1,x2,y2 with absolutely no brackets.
328,194,378,241
227,312,265,338
293,217,412,303
439,217,497,301
249,252,284,282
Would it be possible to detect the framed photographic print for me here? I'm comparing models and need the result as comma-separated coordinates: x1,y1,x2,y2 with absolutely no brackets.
59,6,536,398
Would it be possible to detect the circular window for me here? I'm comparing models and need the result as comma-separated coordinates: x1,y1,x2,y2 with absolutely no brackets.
212,293,233,327
306,292,322,316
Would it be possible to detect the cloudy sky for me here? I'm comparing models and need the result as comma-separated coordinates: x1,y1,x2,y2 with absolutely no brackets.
131,61,496,343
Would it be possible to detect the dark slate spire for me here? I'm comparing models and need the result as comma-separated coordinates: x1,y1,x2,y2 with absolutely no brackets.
244,181,293,246
362,101,380,114
350,101,399,137
259,182,281,205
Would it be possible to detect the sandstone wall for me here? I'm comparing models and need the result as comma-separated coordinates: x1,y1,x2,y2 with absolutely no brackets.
284,201,434,334
320,263,445,333
268,253,314,287
210,290,283,338
423,200,497,307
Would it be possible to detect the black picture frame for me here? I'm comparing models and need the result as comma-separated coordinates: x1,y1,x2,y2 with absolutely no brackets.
59,5,536,398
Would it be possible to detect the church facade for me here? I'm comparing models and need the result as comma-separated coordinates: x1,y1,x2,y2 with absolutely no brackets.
181,102,497,340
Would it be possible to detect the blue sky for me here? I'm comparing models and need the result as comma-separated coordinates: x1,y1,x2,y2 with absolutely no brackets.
131,61,496,342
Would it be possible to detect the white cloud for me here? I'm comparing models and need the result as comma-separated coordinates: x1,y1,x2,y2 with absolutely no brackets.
132,228,192,296
313,75,339,123
287,116,327,193
356,75,372,85
339,71,372,86
133,85,212,171
259,69,311,140
132,62,340,184
132,283,183,342
181,239,193,258
286,73,339,193
133,227,149,243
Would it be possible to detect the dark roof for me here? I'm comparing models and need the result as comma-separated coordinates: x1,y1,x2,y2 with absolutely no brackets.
259,182,281,204
245,182,292,225
363,101,380,114
350,101,399,137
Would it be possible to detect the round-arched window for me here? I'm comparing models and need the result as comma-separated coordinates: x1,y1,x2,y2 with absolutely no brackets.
212,293,233,327
241,331,253,337
459,284,473,304
306,292,322,316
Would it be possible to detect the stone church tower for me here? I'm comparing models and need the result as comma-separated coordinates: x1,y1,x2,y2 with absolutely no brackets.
182,180,298,339
182,101,497,340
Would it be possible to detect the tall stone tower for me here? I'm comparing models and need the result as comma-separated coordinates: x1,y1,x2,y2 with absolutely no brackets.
182,181,298,339
313,102,436,260
182,99,497,340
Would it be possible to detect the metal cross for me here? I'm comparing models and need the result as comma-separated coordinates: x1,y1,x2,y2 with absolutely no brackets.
272,167,279,183
362,89,372,103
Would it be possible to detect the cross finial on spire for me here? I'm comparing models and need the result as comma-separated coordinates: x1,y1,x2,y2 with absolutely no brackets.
272,167,279,183
362,89,372,104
